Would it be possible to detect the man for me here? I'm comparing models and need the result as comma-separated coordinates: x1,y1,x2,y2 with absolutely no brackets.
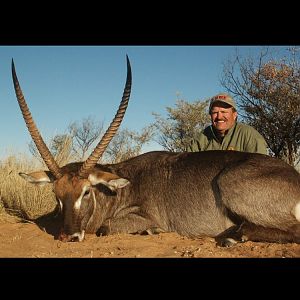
187,93,268,154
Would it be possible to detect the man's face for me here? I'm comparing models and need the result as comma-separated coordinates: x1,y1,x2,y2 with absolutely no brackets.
210,102,237,136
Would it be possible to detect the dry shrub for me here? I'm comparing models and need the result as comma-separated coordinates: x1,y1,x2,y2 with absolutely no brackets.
0,154,57,221
0,198,21,223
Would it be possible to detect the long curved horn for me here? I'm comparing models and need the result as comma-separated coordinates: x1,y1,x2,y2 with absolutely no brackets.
78,55,132,178
11,59,62,179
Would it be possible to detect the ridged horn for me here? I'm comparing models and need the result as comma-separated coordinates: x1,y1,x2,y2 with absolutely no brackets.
11,59,62,179
78,55,132,178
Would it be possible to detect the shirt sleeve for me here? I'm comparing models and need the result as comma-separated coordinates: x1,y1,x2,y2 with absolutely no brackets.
245,130,268,155
186,135,204,152
186,138,198,152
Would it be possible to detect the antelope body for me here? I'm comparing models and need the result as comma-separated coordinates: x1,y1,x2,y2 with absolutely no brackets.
12,57,300,246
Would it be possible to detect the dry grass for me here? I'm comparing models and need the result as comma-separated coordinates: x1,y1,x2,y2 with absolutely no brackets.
0,154,57,222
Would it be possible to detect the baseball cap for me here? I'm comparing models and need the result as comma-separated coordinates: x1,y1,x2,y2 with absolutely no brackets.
209,93,236,112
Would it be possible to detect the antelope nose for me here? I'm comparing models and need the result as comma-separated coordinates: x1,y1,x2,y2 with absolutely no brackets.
58,232,69,242
58,232,80,242
70,236,79,242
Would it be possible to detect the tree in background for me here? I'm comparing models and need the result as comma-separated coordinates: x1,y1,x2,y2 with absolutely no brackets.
29,133,74,167
221,47,300,167
68,116,104,161
104,127,154,163
151,98,210,152
50,134,74,166
29,116,153,165
29,116,102,166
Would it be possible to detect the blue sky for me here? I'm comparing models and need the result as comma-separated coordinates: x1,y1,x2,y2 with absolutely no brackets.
0,45,289,159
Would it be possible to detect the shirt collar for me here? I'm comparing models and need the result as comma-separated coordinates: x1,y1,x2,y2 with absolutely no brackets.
210,122,237,144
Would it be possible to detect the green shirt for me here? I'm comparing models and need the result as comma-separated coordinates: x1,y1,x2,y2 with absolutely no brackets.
187,122,268,155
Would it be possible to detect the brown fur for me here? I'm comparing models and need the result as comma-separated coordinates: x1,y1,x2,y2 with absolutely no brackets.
40,150,300,245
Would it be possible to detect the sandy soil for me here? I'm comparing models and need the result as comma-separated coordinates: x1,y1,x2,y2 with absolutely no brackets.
0,219,300,258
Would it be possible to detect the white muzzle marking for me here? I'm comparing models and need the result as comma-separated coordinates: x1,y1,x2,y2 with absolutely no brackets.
70,230,85,242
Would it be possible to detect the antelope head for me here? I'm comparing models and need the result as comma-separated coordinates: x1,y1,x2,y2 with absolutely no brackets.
12,56,132,242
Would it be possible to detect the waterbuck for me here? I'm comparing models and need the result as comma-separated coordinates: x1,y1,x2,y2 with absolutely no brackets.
12,57,300,246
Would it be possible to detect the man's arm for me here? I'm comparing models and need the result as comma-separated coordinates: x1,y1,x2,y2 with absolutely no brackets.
246,129,268,155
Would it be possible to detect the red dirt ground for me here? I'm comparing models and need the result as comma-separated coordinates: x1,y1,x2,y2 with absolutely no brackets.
0,220,300,258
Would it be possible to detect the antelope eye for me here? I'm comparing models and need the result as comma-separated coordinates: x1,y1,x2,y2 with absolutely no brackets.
83,189,90,197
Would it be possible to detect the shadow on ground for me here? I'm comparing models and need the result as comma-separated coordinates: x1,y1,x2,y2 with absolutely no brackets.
34,208,63,240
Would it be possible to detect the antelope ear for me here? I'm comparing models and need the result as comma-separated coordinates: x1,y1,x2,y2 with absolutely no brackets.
19,171,55,186
88,170,130,191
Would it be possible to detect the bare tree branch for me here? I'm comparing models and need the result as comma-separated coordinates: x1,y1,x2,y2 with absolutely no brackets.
221,47,300,166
